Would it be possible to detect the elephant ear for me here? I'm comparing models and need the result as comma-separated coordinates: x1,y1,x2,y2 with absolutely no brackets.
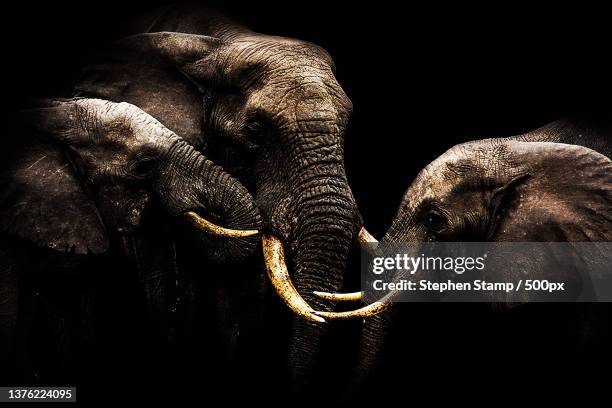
490,141,612,242
0,104,109,254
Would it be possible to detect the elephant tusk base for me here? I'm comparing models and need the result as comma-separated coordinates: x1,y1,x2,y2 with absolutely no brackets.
358,227,378,245
183,211,259,238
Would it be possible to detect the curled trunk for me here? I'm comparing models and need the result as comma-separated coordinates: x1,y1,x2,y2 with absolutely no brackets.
157,138,261,261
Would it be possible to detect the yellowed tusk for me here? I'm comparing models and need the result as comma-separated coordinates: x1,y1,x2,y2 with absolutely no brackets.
312,230,388,318
313,291,363,301
358,227,378,245
262,234,326,323
183,211,259,238
313,301,392,320
311,229,378,306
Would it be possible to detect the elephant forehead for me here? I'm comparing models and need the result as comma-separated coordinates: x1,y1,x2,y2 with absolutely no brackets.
216,40,335,94
229,35,332,66
74,99,174,146
403,160,480,212
414,141,508,190
293,96,341,118
414,160,461,196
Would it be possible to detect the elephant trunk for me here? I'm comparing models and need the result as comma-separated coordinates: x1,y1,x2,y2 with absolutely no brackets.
288,167,358,383
157,137,261,260
255,87,358,384
353,308,394,387
353,228,399,387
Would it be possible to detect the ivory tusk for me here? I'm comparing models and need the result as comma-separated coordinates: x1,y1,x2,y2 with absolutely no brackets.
313,229,392,318
183,211,259,238
358,227,378,245
262,234,326,323
313,289,397,319
313,291,363,301
313,301,392,319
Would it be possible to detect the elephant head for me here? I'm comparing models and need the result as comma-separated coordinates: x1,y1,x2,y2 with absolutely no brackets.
382,140,611,243
1,98,261,259
318,136,612,309
73,8,368,381
315,134,612,388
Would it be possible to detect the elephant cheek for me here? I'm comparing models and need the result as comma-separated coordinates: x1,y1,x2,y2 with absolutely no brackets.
122,192,151,233
95,186,151,235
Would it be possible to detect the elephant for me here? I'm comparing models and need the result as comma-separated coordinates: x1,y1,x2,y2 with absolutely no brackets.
0,98,261,380
3,98,260,255
377,119,611,244
72,4,369,383
313,116,612,387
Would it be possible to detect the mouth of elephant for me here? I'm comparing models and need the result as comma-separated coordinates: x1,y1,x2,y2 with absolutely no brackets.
261,227,385,323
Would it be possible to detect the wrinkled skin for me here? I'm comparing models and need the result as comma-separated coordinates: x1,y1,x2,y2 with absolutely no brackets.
357,117,612,384
385,135,611,244
2,99,260,256
0,98,260,375
75,4,360,384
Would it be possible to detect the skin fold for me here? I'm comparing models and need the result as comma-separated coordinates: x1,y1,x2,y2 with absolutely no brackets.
0,98,261,377
355,117,611,385
74,4,361,384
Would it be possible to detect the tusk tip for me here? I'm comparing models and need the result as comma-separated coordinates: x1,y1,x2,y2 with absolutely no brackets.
309,313,327,323
236,229,260,237
183,211,259,238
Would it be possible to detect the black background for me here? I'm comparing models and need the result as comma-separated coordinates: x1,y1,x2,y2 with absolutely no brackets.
4,0,611,402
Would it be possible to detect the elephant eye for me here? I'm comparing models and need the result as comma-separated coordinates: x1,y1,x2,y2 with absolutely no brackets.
245,119,262,137
425,210,447,233
130,158,157,179
243,114,274,149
